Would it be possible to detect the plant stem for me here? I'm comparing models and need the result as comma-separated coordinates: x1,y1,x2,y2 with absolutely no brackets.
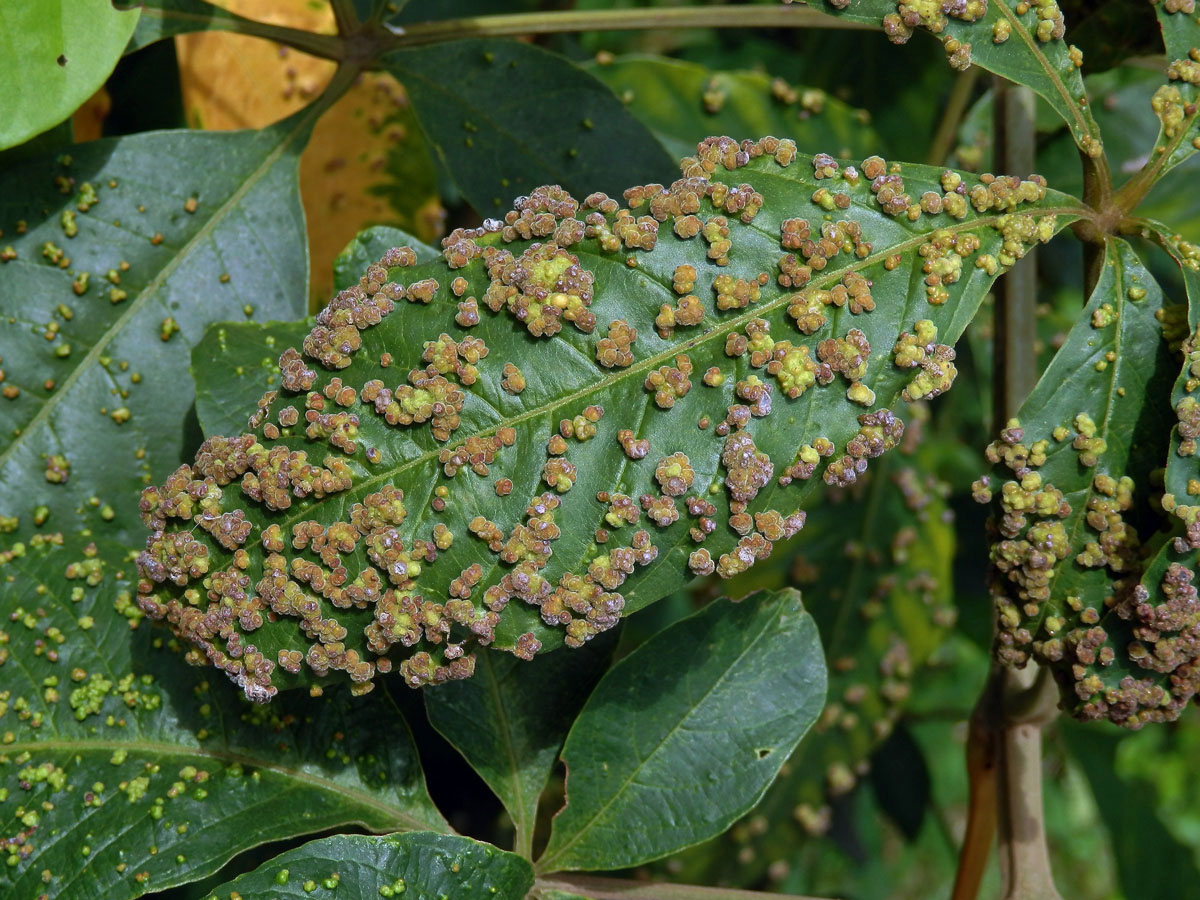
379,6,871,49
129,4,346,60
926,66,980,166
534,875,838,900
330,0,361,37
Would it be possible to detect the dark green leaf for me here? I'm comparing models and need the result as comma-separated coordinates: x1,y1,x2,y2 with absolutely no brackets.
425,628,617,858
334,226,440,292
208,832,534,900
155,143,1078,702
984,238,1181,725
583,54,878,163
382,39,677,217
0,1,139,150
0,113,446,898
536,588,826,872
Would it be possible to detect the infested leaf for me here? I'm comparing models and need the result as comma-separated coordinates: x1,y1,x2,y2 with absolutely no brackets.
0,115,447,899
207,832,534,900
143,137,1079,701
813,0,1104,158
536,588,827,872
982,238,1186,727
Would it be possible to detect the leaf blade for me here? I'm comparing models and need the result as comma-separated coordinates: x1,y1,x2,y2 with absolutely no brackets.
536,588,827,872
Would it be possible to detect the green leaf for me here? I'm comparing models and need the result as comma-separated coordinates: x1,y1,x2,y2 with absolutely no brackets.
208,832,534,900
814,0,1104,157
148,141,1078,701
535,588,826,872
0,112,447,898
582,55,879,163
0,1,140,150
1124,3,1200,194
381,39,678,217
983,238,1182,726
425,628,617,858
334,226,441,292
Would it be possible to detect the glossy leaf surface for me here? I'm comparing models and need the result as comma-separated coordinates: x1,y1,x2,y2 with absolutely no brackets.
0,0,139,149
148,140,1077,702
538,588,826,872
209,832,534,900
0,118,446,900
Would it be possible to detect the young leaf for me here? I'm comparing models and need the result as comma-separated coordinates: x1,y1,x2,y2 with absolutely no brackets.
536,588,826,872
814,0,1104,157
583,55,878,163
0,1,139,150
0,115,445,899
208,832,534,900
982,238,1182,726
142,139,1079,701
424,629,618,858
381,39,678,217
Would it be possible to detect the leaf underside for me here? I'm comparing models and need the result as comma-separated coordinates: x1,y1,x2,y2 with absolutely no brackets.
140,135,1077,702
983,236,1200,727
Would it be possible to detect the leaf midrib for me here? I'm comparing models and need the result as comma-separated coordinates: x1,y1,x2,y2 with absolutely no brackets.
271,204,1086,536
535,596,786,873
0,114,311,477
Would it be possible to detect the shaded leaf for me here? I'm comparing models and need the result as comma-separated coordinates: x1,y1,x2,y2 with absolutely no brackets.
868,724,930,841
0,114,446,898
536,588,826,872
0,1,139,150
425,628,617,858
984,238,1182,725
382,38,678,217
209,832,534,900
583,54,878,163
151,142,1078,702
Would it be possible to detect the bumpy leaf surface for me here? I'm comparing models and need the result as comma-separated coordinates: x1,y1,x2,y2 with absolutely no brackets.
982,238,1188,726
0,1,140,150
810,0,1104,156
424,629,617,859
584,55,878,163
208,832,534,900
0,122,446,900
1132,0,1200,186
144,137,1078,701
537,588,826,872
